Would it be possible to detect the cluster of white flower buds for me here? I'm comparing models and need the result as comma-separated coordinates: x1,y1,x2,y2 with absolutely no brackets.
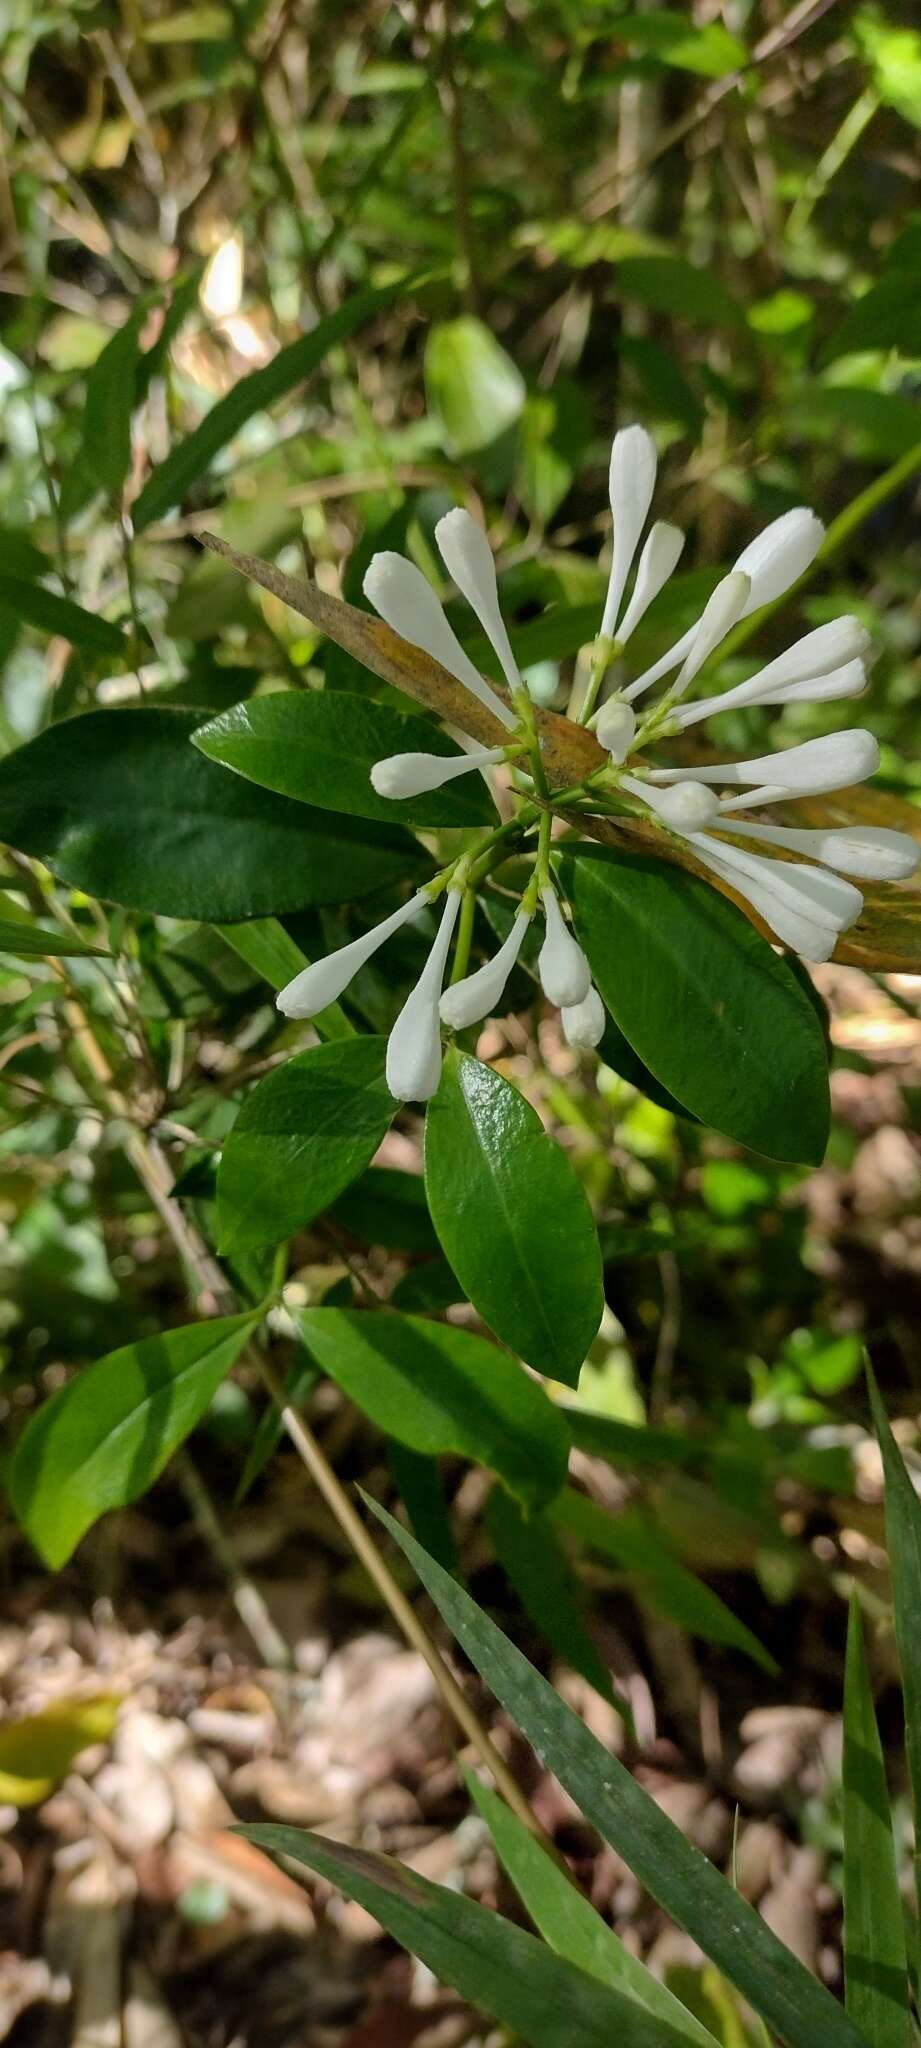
278,422,919,1101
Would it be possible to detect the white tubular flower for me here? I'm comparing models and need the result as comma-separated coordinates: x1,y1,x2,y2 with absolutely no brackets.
621,774,721,834
562,983,606,1050
616,522,685,645
435,508,521,695
674,657,867,729
594,696,636,764
600,426,658,640
648,729,881,796
688,835,857,964
725,820,920,881
669,571,751,700
440,910,532,1030
538,888,592,1007
386,889,461,1102
625,506,826,700
363,551,516,731
277,891,430,1017
371,745,506,799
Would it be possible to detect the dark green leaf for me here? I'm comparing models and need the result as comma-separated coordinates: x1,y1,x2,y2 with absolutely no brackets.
868,1367,921,1925
364,1499,866,2048
463,1772,714,2046
614,12,746,77
10,1315,257,1567
0,710,422,921
565,847,830,1164
387,1441,458,1573
329,1166,438,1251
133,277,416,528
0,527,50,580
486,1486,629,1716
239,1823,693,2048
217,1037,397,1253
0,578,126,656
616,257,742,328
236,1350,320,1502
821,272,921,364
842,1593,910,2047
296,1308,569,1510
194,693,496,828
424,1051,603,1385
600,1018,697,1119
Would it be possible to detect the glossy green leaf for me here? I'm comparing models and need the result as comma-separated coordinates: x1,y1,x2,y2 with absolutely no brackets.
82,301,148,500
565,847,830,1164
425,316,525,455
216,1037,396,1253
0,917,105,960
549,1487,777,1672
0,577,126,656
133,276,416,528
10,1314,257,1567
194,693,495,828
486,1485,628,1716
462,1772,714,2047
296,1308,569,1510
600,1018,697,1120
329,1166,438,1251
213,919,353,1039
240,1823,688,2048
868,1367,921,1925
821,272,921,364
614,12,746,77
424,1051,603,1385
0,710,422,921
364,1499,866,2048
842,1593,910,2047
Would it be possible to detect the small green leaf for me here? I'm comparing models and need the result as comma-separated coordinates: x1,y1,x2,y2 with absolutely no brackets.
487,1486,629,1717
239,1822,688,2048
387,1441,459,1573
0,578,127,656
0,710,422,921
565,846,830,1164
616,256,742,328
83,301,149,501
842,1593,910,2047
216,1037,397,1253
424,1051,603,1385
614,12,747,77
194,693,496,828
425,316,526,455
364,1498,866,2048
0,917,105,960
296,1308,570,1510
462,1771,714,2046
236,1350,320,1502
868,1367,921,1925
10,1315,257,1567
821,272,921,364
133,277,418,529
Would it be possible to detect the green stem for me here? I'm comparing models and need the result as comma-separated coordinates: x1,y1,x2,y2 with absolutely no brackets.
450,885,476,984
579,635,619,726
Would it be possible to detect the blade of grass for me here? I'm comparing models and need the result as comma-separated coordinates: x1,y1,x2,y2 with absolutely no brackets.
842,1593,910,2048
867,1366,921,1928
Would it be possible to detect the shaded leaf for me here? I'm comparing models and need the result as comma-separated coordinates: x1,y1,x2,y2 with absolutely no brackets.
486,1485,629,1716
425,317,525,455
867,1367,921,1925
842,1593,910,2047
0,917,105,960
0,577,126,656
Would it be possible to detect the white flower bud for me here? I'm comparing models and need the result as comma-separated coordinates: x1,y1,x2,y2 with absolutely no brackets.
652,782,722,832
370,746,505,799
601,425,657,640
728,821,920,881
435,508,520,694
538,889,592,1007
562,984,606,1049
733,507,825,611
363,551,515,729
386,890,461,1102
649,729,881,797
594,696,636,764
277,891,428,1017
617,522,685,645
439,911,531,1030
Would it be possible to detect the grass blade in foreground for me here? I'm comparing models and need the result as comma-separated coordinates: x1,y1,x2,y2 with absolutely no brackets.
462,1769,715,2047
868,1367,921,1927
363,1496,866,2048
842,1594,909,2047
239,1823,697,2048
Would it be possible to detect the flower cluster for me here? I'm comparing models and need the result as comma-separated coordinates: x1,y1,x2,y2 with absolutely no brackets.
278,425,919,1102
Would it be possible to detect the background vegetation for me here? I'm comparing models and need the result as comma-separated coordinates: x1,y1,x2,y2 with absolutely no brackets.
1,2,921,2044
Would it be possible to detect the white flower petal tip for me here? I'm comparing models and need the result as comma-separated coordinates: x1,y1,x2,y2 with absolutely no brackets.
673,571,751,693
538,888,592,1007
363,548,515,731
650,729,881,797
562,984,606,1050
435,507,520,696
728,820,921,882
652,782,722,833
594,697,636,764
674,656,868,729
617,522,684,645
689,835,849,963
734,507,825,612
439,910,532,1031
385,890,461,1102
601,425,658,640
276,890,429,1017
370,746,506,799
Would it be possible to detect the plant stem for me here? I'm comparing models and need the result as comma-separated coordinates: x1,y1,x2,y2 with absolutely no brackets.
256,1357,554,1851
450,885,476,984
175,1449,291,1669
